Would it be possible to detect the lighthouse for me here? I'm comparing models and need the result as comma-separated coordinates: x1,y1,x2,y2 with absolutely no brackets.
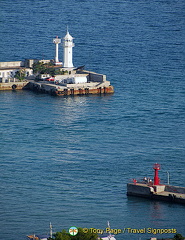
153,163,160,185
53,36,61,65
63,30,74,68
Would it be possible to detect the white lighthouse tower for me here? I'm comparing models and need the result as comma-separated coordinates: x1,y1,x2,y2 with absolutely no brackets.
53,36,61,65
63,30,74,68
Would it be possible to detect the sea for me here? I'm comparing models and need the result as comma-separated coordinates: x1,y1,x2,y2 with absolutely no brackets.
0,0,185,240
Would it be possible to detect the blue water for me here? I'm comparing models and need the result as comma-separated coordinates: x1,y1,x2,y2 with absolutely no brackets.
0,0,185,240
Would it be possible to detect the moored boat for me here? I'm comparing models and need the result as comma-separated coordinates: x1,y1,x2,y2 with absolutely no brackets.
98,222,116,240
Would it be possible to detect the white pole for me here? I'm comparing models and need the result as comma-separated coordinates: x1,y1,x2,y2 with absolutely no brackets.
50,222,53,239
55,43,59,62
167,171,170,185
53,37,61,64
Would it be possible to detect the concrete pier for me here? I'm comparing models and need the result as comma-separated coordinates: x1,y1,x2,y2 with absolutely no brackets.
23,79,114,96
127,183,185,204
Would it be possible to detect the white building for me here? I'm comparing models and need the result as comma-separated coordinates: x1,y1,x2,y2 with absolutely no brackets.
0,60,33,83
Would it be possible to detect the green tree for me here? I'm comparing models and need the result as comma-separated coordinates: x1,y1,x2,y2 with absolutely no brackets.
32,61,66,77
32,61,47,74
44,66,55,75
55,229,70,240
32,61,58,75
53,228,99,240
14,69,26,81
55,69,65,75
173,233,185,240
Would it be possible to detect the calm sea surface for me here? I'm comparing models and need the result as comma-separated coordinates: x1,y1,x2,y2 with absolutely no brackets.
0,0,185,240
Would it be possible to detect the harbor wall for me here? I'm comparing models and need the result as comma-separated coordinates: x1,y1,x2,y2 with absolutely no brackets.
127,183,151,196
24,81,114,96
0,81,28,90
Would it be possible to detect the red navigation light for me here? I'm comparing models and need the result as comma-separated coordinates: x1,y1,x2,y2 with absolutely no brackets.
153,163,160,170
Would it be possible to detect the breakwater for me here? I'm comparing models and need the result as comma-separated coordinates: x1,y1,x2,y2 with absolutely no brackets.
127,183,185,204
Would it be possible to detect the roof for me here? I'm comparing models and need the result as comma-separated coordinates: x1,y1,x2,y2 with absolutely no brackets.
64,31,73,40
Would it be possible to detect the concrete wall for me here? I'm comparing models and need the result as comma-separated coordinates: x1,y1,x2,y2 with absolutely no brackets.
0,59,51,69
0,61,24,68
87,72,106,83
24,59,37,68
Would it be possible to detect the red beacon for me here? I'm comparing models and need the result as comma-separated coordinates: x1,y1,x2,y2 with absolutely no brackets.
153,163,160,185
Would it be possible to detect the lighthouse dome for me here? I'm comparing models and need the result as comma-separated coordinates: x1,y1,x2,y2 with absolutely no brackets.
64,31,73,40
